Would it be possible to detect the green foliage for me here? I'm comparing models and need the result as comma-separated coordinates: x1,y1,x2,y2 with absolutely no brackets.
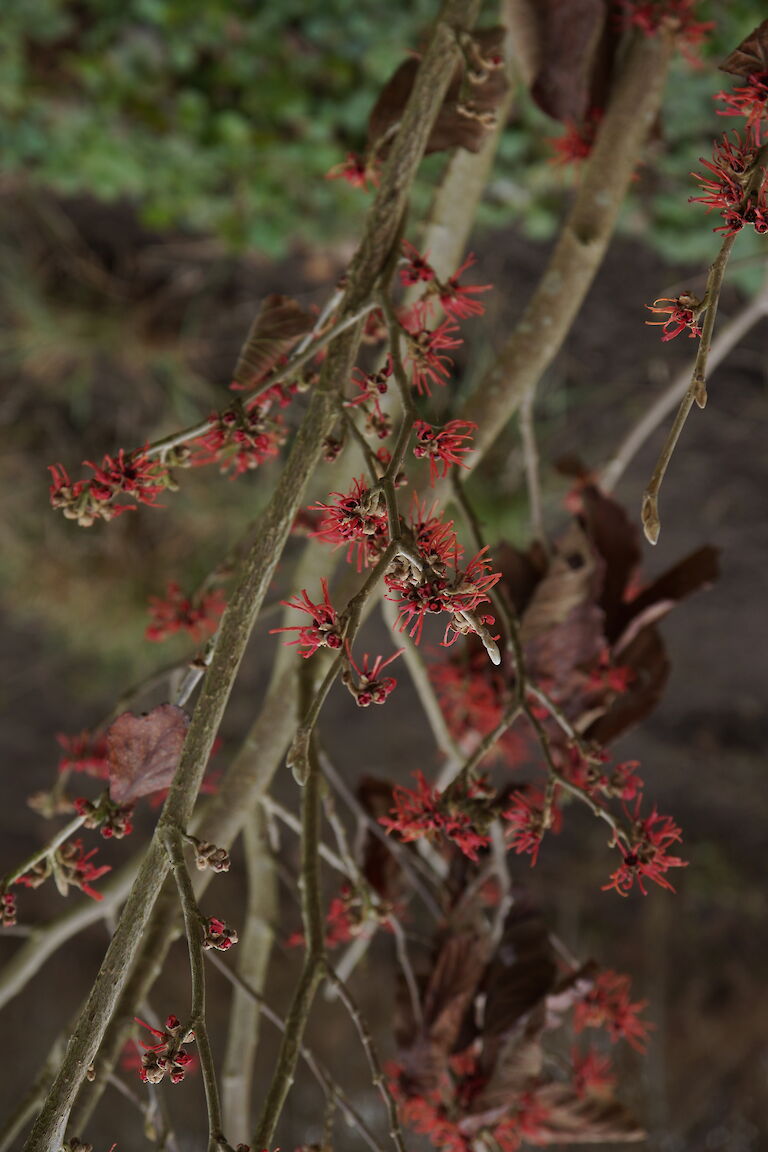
3,0,763,263
0,0,439,254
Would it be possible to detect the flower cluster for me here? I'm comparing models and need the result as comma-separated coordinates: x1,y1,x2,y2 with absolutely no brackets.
571,1046,616,1097
430,652,524,764
189,837,231,873
49,449,169,526
56,839,112,900
689,129,767,235
412,420,476,485
346,361,394,440
342,647,401,707
402,318,464,397
271,579,344,658
56,730,109,778
385,538,501,648
191,401,287,475
73,793,134,839
145,581,226,643
573,969,651,1051
399,243,492,322
717,72,768,143
380,771,493,861
1,890,17,928
621,0,714,61
287,884,367,949
310,477,389,570
549,109,603,166
135,1014,195,1085
14,839,112,902
604,802,687,896
502,789,550,867
202,915,238,951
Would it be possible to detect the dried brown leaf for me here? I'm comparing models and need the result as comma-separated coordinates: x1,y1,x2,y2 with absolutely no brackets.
534,1082,645,1143
107,703,189,805
719,19,768,77
368,29,508,158
423,932,488,1052
519,523,605,689
579,484,641,638
482,901,558,1042
356,775,404,903
396,931,488,1095
520,522,600,645
529,0,607,123
586,625,669,745
616,545,720,645
232,294,314,389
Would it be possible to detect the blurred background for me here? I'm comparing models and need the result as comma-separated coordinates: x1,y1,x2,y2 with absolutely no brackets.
1,1,768,1150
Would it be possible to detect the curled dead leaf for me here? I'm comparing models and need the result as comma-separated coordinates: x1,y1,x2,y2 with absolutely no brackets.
233,294,315,389
107,703,189,805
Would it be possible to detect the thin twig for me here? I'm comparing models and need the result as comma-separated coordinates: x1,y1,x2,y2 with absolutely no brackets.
325,965,408,1152
208,953,390,1152
519,385,548,552
163,827,229,1152
381,597,465,775
642,232,737,544
318,749,443,918
602,273,768,493
147,303,377,461
0,814,85,891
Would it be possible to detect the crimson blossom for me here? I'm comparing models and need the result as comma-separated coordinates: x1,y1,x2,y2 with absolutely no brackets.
271,579,343,658
603,801,688,896
413,419,477,485
380,771,493,861
645,294,702,341
145,581,226,643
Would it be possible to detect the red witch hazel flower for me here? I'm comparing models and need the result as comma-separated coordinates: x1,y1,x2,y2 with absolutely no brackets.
288,883,364,949
342,644,402,707
690,130,757,215
49,448,169,526
549,109,603,166
380,771,493,861
203,916,238,951
621,0,714,62
135,1014,196,1085
73,794,134,840
402,318,463,397
400,240,436,286
717,72,768,143
399,243,491,322
52,839,111,901
413,420,477,485
1,891,17,928
385,544,500,647
347,360,393,408
645,293,702,341
715,171,768,236
603,801,688,896
326,151,380,192
502,789,550,866
310,476,389,570
191,403,287,475
571,1046,616,1097
56,730,109,778
271,579,344,658
145,581,226,643
438,253,492,320
573,969,651,1051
